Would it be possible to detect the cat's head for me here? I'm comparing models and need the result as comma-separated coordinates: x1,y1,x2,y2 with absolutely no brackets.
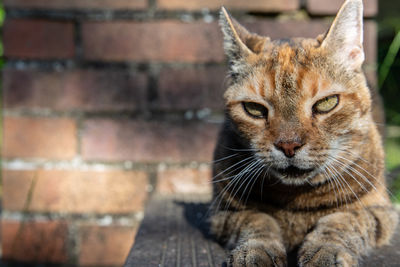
220,0,376,185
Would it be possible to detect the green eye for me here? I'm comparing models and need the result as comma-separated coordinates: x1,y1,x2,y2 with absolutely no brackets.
242,102,268,119
313,95,339,114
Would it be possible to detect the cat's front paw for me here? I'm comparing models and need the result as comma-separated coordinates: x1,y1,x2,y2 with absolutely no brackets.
229,239,287,267
298,242,357,267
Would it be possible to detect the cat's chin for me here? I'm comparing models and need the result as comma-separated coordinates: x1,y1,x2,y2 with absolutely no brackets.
271,166,316,186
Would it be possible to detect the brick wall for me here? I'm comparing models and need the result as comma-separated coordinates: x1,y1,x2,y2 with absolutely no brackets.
2,0,378,265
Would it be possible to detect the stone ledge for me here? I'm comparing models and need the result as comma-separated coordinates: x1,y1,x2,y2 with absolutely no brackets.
125,194,400,266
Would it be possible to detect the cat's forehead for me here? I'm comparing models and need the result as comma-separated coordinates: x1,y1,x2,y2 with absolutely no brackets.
225,36,358,107
263,38,322,67
229,41,340,112
253,40,328,94
271,37,321,49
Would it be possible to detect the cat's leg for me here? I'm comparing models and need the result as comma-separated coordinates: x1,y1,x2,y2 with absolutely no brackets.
298,206,398,267
210,210,287,267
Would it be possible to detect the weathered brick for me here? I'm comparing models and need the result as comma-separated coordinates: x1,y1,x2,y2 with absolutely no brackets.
3,19,74,59
157,66,226,110
78,224,137,266
3,69,147,111
4,0,147,10
82,19,376,65
157,166,212,194
306,0,377,17
2,219,68,263
364,69,377,88
82,119,220,162
82,21,224,63
3,169,148,213
364,21,377,68
3,117,77,159
243,20,326,40
157,0,299,12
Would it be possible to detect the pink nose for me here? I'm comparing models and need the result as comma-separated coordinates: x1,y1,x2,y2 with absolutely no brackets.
274,141,303,158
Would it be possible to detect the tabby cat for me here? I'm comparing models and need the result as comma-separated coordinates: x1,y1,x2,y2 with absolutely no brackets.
210,0,398,266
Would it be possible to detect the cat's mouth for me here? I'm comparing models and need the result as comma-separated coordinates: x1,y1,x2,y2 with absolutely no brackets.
273,166,315,178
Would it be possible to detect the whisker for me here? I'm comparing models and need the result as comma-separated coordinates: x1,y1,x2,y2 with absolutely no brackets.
318,163,339,208
234,160,262,209
328,158,366,209
212,157,261,214
329,156,389,202
211,155,256,181
207,157,257,216
325,163,347,208
329,147,371,166
224,159,262,211
219,144,259,152
211,157,255,183
244,161,266,205
211,153,240,164
335,155,387,187
331,167,352,206
328,156,370,194
260,165,272,200
327,147,395,201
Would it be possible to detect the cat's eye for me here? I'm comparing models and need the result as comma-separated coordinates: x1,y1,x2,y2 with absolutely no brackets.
242,102,268,119
313,95,339,114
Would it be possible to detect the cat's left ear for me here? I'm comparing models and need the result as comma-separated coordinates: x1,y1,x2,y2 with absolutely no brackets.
219,7,268,77
321,0,364,70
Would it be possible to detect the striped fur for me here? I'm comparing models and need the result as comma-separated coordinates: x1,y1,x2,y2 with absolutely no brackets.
210,1,398,266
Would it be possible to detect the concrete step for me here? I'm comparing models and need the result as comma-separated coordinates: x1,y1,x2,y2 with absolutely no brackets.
124,194,400,267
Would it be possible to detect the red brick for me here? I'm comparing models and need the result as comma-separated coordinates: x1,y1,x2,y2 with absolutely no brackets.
364,21,377,67
242,20,325,40
4,19,75,59
306,0,377,17
157,166,212,194
4,0,147,10
82,119,220,162
364,69,377,88
157,0,299,12
2,219,68,263
82,19,376,65
157,66,226,110
3,169,148,213
3,69,147,111
79,224,137,266
3,117,77,159
82,21,224,63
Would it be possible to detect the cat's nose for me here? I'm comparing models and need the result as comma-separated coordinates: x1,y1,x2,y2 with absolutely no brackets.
274,141,303,158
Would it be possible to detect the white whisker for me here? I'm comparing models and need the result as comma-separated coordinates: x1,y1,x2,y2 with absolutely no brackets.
319,163,339,208
211,153,240,164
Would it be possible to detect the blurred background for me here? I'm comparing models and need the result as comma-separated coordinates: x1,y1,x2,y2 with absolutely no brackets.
0,0,399,266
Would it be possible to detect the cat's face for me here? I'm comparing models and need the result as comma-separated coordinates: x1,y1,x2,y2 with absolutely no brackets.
220,1,373,186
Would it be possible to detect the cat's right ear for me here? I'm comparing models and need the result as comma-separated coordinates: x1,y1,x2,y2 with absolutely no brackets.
219,7,267,78
320,0,364,71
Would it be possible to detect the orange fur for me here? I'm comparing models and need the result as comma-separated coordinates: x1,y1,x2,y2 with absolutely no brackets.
211,1,397,266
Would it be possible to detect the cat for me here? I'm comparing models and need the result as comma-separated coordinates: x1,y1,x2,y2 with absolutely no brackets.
209,0,398,266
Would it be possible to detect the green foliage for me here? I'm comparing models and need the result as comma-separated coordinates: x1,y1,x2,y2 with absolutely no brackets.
0,5,4,25
385,137,400,169
378,3,400,202
384,136,400,202
378,15,400,127
379,31,400,89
